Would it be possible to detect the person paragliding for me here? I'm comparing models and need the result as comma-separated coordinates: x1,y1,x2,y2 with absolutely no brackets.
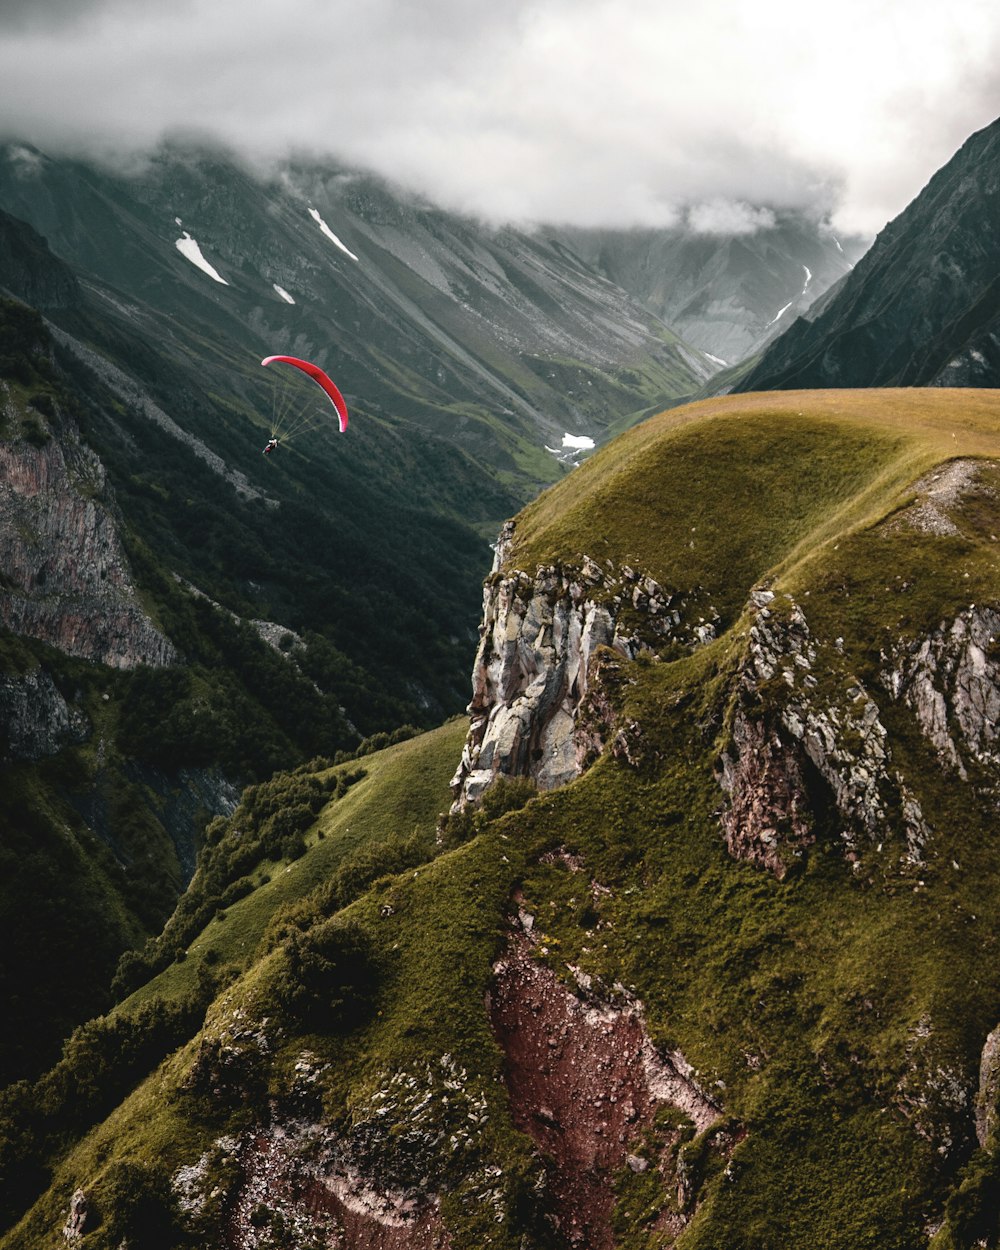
259,355,348,458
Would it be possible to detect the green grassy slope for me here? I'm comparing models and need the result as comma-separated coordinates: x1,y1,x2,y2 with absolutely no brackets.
6,388,1000,1249
511,388,1000,620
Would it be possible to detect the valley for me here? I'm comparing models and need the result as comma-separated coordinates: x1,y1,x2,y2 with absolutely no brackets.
3,114,1000,1250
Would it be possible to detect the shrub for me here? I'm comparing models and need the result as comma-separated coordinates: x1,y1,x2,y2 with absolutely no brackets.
278,920,376,1032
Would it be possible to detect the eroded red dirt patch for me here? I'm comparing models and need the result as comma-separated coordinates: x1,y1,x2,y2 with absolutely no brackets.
488,924,721,1248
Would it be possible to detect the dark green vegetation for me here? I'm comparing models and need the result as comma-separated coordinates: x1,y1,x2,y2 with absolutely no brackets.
5,389,1000,1247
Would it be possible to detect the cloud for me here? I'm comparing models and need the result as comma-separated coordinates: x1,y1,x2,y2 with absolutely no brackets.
1,0,999,235
686,201,777,236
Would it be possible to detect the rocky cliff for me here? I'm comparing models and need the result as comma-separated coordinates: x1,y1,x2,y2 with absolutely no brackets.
0,664,88,762
0,387,175,669
451,521,719,807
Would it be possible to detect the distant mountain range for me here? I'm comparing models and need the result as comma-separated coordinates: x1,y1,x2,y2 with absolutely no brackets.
558,217,865,367
737,115,1000,391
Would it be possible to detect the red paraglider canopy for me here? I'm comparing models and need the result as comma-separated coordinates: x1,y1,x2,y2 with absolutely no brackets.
261,355,349,432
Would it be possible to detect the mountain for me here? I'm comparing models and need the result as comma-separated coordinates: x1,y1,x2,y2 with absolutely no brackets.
736,116,1000,392
0,141,712,473
557,215,865,369
0,136,701,1083
6,387,1000,1249
0,140,865,1083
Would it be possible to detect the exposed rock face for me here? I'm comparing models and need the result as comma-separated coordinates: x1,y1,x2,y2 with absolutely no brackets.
61,1188,89,1242
716,708,815,878
882,604,1000,783
451,522,716,808
0,665,88,761
718,592,929,874
0,402,176,669
489,919,723,1248
175,1031,486,1248
976,1025,1000,1148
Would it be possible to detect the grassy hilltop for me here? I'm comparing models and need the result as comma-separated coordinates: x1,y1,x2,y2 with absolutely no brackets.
6,388,1000,1250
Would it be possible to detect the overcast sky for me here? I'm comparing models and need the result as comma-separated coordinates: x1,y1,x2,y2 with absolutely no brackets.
2,0,999,236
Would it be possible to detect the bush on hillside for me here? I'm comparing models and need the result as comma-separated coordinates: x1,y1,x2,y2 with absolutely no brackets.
278,919,376,1033
88,1160,190,1250
260,831,428,954
437,775,537,849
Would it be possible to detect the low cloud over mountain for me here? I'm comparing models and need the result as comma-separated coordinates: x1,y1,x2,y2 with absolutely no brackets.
2,0,999,236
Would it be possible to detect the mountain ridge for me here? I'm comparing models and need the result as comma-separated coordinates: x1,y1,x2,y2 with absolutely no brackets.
6,387,1000,1248
736,115,1000,392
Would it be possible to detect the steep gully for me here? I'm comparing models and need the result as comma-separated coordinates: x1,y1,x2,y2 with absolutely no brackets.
489,908,723,1248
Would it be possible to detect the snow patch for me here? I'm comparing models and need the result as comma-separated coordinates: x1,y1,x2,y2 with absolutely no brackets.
545,432,596,465
174,227,228,285
767,300,793,327
308,208,359,261
561,433,595,451
273,283,296,304
706,352,728,367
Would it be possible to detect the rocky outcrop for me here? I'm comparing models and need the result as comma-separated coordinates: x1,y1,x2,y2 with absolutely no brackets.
451,521,717,808
0,665,88,761
489,916,724,1248
0,399,176,669
716,708,815,877
895,1015,972,1159
221,1120,452,1250
718,591,929,875
61,1188,90,1242
174,1037,467,1250
881,603,1000,783
976,1026,1000,1148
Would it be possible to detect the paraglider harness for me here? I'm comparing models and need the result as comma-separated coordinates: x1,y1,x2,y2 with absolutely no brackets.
263,436,279,455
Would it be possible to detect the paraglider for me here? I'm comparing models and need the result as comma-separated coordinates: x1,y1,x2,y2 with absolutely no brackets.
260,354,348,450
